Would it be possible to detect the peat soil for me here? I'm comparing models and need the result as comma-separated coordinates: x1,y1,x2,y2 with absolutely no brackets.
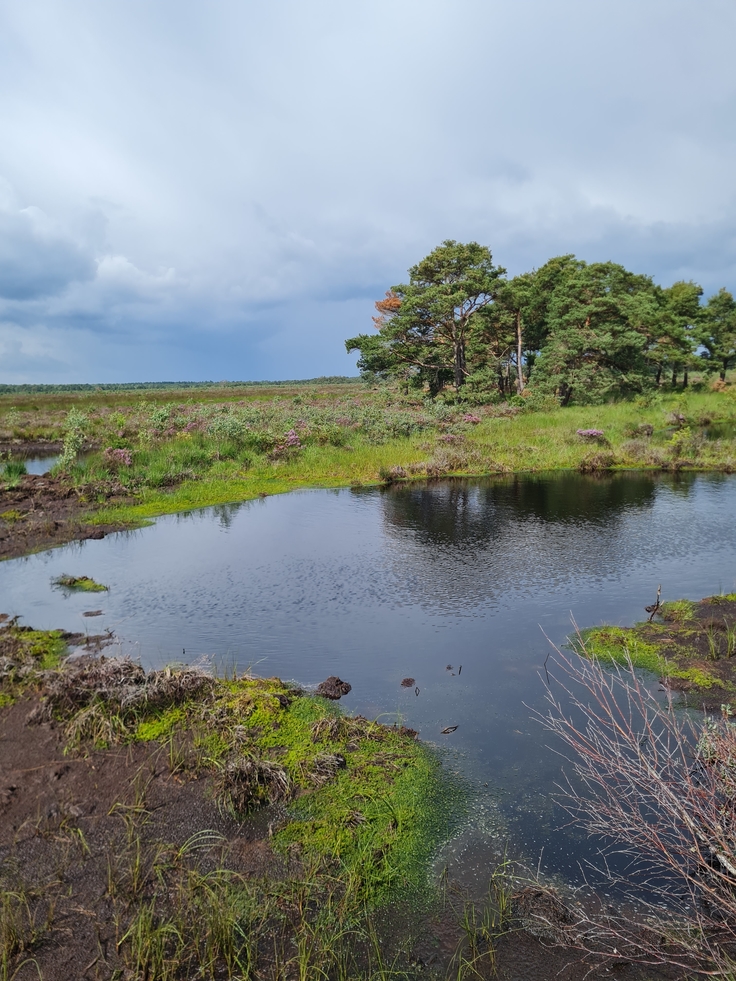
0,694,679,980
655,596,736,708
0,474,131,560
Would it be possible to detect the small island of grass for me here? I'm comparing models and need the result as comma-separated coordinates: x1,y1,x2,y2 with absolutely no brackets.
579,592,736,708
52,573,108,592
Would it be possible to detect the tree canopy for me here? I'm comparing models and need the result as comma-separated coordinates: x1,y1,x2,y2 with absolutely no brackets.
346,241,733,403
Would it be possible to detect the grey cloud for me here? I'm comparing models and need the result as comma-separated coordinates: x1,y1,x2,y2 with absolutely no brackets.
0,202,96,300
0,0,735,381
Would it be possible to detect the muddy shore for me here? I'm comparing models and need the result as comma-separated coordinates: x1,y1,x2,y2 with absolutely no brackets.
0,473,133,561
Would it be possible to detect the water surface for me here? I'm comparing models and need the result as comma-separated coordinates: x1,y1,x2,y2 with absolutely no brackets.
2,472,735,891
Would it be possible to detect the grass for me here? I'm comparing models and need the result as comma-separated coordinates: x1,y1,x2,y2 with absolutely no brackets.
659,599,696,623
0,461,26,491
2,381,735,528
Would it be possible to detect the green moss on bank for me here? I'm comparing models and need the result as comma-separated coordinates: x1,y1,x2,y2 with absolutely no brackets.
0,622,69,708
0,621,456,909
579,592,736,707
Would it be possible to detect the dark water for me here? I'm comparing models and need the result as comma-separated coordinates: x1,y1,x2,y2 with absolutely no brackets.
2,472,736,893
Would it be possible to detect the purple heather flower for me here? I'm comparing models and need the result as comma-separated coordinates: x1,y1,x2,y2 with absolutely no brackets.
103,447,132,467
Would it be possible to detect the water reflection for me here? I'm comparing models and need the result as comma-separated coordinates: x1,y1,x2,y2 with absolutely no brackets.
378,472,660,542
1,472,735,893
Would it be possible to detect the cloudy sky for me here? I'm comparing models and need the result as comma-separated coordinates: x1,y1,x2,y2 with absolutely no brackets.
1,0,735,383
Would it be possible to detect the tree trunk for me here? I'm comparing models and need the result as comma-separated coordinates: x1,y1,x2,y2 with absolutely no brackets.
683,370,689,388
516,310,525,395
454,339,466,391
722,360,728,382
561,384,573,407
671,369,677,387
655,366,662,385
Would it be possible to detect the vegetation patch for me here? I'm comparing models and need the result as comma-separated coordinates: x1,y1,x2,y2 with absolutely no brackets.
0,620,462,980
578,592,736,707
52,573,108,592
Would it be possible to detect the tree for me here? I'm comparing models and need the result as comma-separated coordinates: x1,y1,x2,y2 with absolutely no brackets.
531,261,657,405
636,280,702,388
346,241,505,394
699,288,736,381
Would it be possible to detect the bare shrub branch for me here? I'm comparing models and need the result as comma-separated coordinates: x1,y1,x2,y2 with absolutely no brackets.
538,630,736,975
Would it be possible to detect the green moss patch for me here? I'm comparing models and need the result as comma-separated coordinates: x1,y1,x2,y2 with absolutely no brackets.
579,593,736,708
0,623,72,710
52,574,108,592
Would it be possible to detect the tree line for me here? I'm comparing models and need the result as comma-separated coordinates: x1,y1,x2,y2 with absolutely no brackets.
345,241,736,404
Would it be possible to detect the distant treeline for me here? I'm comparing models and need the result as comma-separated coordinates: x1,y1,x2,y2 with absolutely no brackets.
0,376,361,395
346,241,736,404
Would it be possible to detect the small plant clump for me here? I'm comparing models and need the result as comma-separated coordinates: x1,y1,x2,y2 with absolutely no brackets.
0,458,27,489
52,574,108,592
576,428,606,442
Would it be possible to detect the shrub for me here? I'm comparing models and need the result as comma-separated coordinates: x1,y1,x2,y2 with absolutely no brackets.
576,428,606,442
577,451,615,473
542,643,736,974
103,447,133,469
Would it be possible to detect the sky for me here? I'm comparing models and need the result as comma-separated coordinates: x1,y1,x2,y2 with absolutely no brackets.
1,0,735,384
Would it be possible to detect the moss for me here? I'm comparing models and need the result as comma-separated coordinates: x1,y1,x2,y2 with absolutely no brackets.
0,509,23,522
118,669,457,905
0,628,459,916
579,595,736,699
52,574,108,592
668,665,721,689
579,626,665,675
274,737,454,902
29,629,69,669
134,705,186,742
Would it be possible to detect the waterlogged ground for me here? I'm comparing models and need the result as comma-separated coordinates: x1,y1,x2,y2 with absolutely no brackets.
3,472,736,895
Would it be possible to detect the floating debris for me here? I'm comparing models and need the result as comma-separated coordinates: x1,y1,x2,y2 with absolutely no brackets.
400,677,415,687
82,610,104,617
441,725,458,734
446,664,453,671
